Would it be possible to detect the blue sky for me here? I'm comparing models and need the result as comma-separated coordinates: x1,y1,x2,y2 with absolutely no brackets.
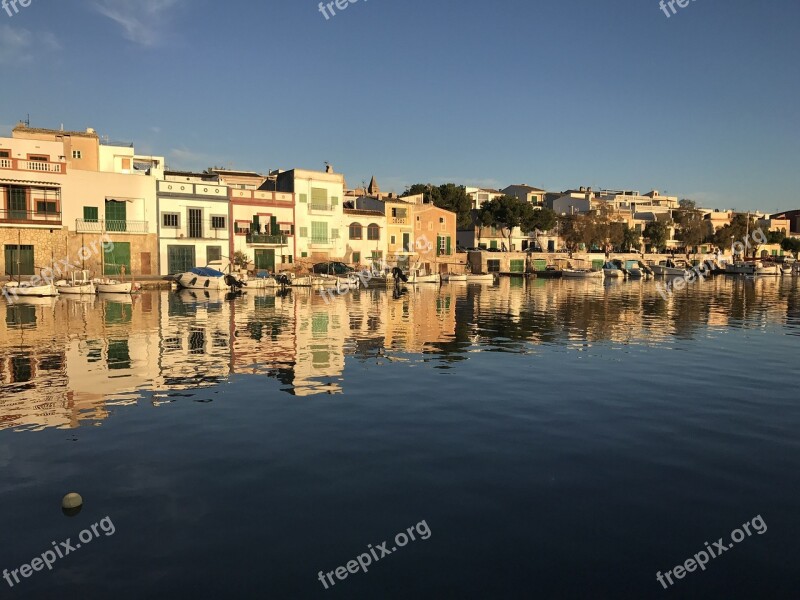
1,0,798,211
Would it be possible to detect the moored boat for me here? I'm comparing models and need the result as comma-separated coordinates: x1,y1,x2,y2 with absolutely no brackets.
2,280,59,297
602,262,625,278
95,279,142,294
56,270,96,295
651,260,690,277
176,267,231,290
562,269,603,279
442,273,467,282
465,273,496,283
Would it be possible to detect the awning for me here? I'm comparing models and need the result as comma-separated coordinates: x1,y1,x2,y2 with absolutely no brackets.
0,178,61,187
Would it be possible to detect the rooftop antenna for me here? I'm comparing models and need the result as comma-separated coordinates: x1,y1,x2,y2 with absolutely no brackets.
25,114,30,127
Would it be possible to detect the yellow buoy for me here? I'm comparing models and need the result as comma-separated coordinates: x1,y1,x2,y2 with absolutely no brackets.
61,493,83,516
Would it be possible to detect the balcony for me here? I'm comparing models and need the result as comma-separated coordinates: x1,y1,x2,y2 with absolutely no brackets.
246,234,288,245
390,216,408,225
0,157,66,174
0,209,62,226
308,203,333,213
308,237,333,248
75,219,149,234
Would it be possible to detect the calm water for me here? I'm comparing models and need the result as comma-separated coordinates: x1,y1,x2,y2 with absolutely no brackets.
1,277,798,598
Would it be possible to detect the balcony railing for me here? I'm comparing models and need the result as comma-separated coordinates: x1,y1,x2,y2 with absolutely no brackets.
0,209,62,225
308,203,333,213
390,217,408,224
246,234,288,245
308,237,332,247
0,157,66,174
75,219,149,234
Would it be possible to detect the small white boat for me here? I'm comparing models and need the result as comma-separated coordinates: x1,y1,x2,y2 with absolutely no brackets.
176,267,231,291
603,262,625,278
755,262,780,276
562,269,604,279
56,270,96,295
465,273,496,283
94,279,142,294
3,280,59,297
442,273,467,282
407,272,441,284
652,260,690,277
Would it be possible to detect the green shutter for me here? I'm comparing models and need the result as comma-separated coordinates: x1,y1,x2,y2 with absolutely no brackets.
252,215,260,232
331,228,339,239
446,236,451,255
104,241,131,276
311,222,328,242
311,188,327,208
510,259,524,273
436,236,442,256
83,206,98,222
331,196,339,206
105,200,127,232
490,240,498,249
270,216,278,235
352,252,360,264
4,245,34,276
299,227,308,238
299,193,307,203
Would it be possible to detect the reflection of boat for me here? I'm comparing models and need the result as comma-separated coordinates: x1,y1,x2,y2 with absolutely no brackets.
442,273,467,282
56,270,96,295
95,280,141,294
6,294,59,306
562,269,603,279
3,281,59,297
97,292,134,304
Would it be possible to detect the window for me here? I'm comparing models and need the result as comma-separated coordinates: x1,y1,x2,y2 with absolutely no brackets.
331,196,339,206
390,235,396,245
207,247,222,263
439,217,444,223
301,252,308,258
163,213,179,228
29,155,49,162
428,222,432,231
72,150,82,159
352,252,361,264
299,193,308,203
311,221,328,243
36,201,57,214
331,228,339,240
211,216,226,230
0,150,10,158
487,259,501,273
310,187,327,209
299,227,308,238
349,223,363,239
367,223,380,240
167,246,195,274
84,206,99,223
121,158,131,170
105,199,127,232
235,222,250,234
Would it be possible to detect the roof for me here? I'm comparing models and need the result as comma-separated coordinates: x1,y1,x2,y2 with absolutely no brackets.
209,168,265,177
503,184,546,192
0,177,61,187
13,125,98,138
343,208,385,217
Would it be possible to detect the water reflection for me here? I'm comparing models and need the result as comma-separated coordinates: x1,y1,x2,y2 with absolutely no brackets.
1,276,798,430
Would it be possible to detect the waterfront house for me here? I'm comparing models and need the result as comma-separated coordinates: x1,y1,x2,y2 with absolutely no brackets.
156,171,229,275
270,166,345,266
342,208,385,267
2,123,163,278
501,184,546,207
229,178,295,272
413,202,458,272
465,186,503,210
355,195,415,269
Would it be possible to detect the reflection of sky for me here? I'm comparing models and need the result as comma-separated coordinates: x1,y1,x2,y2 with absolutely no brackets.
0,277,798,430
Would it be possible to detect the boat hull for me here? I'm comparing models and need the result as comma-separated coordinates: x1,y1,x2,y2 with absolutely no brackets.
3,283,59,297
95,281,140,294
57,283,96,295
442,274,467,282
465,274,496,283
408,274,441,284
176,272,228,290
562,269,603,279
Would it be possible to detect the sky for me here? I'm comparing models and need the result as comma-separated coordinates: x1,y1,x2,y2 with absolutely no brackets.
1,0,798,212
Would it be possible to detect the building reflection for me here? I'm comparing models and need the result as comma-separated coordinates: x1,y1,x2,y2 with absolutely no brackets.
1,276,797,430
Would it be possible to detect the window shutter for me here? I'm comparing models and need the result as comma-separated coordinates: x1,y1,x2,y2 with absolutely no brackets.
299,193,308,203
331,196,339,206
299,227,308,238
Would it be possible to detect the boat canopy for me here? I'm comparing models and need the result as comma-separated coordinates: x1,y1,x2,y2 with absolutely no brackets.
189,267,225,277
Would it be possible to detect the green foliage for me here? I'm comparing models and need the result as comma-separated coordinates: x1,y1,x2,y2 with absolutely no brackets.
402,183,472,229
767,229,786,244
712,213,753,248
674,201,711,250
233,250,249,267
644,220,670,252
781,237,800,256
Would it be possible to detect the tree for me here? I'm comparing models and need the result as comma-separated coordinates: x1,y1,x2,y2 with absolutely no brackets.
644,220,670,252
559,214,595,252
481,195,524,248
674,199,711,252
437,184,473,229
402,183,441,205
524,206,557,234
781,237,800,257
767,229,787,244
475,205,494,244
621,225,642,252
713,213,753,249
